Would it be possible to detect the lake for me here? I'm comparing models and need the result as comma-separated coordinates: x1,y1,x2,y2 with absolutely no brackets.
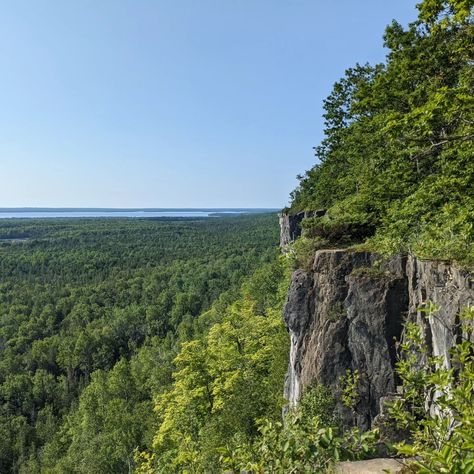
0,209,275,219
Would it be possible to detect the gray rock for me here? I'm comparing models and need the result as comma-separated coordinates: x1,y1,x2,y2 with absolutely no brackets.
282,249,474,431
284,249,408,428
279,212,304,248
405,256,474,367
345,257,408,430
284,269,313,405
404,257,474,416
279,210,326,247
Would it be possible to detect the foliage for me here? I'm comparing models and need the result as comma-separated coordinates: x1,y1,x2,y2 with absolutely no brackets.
389,305,474,473
287,236,329,271
0,214,280,472
298,384,339,428
226,384,379,473
288,0,474,265
136,258,290,473
339,369,360,410
2,0,473,471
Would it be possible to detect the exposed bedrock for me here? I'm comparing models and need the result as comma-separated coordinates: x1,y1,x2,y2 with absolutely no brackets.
406,256,474,369
283,248,473,430
279,210,326,247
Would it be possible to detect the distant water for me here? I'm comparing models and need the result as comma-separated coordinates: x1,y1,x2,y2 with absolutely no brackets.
0,209,272,219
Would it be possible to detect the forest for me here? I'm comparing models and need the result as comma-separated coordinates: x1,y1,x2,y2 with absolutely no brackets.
0,214,289,472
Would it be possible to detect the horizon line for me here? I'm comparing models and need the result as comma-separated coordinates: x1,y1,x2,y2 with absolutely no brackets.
0,207,281,212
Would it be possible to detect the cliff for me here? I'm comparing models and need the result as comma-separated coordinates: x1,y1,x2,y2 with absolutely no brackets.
281,217,474,430
279,210,325,247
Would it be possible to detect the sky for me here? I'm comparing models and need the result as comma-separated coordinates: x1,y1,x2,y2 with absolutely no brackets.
0,0,418,208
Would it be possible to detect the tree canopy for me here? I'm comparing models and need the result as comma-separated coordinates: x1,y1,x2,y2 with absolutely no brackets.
0,214,281,472
289,0,473,265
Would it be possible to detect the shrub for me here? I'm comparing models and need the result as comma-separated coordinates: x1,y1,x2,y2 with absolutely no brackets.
389,305,474,473
226,384,379,473
288,236,329,271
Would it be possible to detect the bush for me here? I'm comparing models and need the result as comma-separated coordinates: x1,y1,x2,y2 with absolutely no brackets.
288,236,329,271
389,305,474,473
226,384,379,473
302,214,374,245
299,384,339,428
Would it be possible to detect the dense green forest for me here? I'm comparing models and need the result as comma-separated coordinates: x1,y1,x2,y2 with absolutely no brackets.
0,214,289,472
288,0,473,266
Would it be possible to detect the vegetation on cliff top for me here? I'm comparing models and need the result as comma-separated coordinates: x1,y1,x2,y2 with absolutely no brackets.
288,0,474,266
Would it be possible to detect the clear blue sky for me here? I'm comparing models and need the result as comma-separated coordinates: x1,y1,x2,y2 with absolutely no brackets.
1,0,418,208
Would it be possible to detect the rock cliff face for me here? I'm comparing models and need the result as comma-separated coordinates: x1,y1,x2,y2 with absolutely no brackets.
284,250,408,429
281,217,474,430
406,256,474,371
279,210,325,247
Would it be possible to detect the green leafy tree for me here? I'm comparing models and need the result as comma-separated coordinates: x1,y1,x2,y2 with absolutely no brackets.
138,260,290,473
289,0,474,265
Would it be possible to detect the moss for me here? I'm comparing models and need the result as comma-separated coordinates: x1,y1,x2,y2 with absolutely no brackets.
326,301,346,322
350,265,390,279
